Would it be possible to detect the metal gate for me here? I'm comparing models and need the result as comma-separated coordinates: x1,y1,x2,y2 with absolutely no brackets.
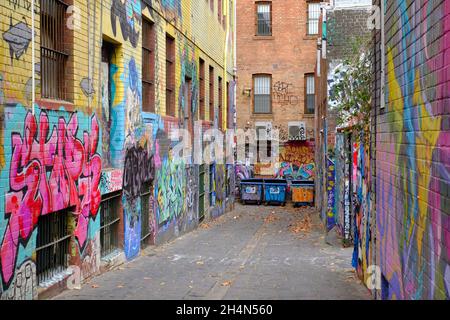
199,164,206,221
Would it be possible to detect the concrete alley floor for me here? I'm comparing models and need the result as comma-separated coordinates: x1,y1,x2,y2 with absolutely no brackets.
53,204,371,300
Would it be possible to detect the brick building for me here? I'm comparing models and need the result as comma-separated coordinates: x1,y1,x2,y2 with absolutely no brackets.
0,0,236,300
236,0,318,179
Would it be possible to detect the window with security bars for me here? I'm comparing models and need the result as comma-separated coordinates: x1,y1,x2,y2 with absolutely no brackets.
199,58,206,120
141,182,153,247
142,19,155,113
209,66,215,121
218,76,223,130
40,0,70,101
166,34,175,117
256,3,272,36
253,75,271,113
307,2,321,35
305,74,315,114
36,210,71,286
100,192,121,257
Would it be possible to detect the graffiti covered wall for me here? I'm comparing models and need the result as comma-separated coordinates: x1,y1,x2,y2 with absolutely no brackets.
276,141,315,181
376,0,450,299
0,0,236,299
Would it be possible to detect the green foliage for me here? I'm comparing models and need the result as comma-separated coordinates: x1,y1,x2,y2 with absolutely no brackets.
329,39,373,134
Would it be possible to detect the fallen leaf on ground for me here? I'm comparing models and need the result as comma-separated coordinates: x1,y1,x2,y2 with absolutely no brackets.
221,281,232,287
144,277,152,280
264,213,280,224
160,282,166,286
117,285,124,288
199,223,211,229
196,261,204,265
91,284,99,288
289,214,312,234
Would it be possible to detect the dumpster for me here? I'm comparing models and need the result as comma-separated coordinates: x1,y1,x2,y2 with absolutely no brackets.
291,180,315,206
240,179,264,204
263,179,288,206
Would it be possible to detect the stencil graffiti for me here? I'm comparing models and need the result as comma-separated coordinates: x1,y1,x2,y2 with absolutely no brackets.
1,110,101,287
2,16,32,64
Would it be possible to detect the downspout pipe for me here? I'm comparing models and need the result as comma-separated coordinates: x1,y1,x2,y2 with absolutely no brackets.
32,0,35,115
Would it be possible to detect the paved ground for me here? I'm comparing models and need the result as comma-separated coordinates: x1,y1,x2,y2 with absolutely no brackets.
54,204,371,300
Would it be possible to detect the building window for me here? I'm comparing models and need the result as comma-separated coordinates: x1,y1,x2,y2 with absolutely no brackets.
253,75,271,113
307,2,320,35
166,34,175,117
199,58,206,120
209,66,215,121
305,74,315,114
142,19,155,113
256,2,272,36
141,182,153,247
218,76,223,130
209,164,215,207
40,0,70,101
36,210,71,285
100,192,121,257
226,81,231,129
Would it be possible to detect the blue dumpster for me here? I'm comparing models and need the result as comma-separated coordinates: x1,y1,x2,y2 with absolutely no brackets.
240,179,264,205
291,180,315,207
264,179,288,206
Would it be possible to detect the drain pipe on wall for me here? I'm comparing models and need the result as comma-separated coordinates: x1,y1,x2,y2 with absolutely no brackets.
380,0,385,109
31,0,36,115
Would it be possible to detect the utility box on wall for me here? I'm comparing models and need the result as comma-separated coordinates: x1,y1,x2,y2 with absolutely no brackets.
288,122,307,141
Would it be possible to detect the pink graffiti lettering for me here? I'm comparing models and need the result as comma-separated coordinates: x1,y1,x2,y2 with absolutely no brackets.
1,111,101,286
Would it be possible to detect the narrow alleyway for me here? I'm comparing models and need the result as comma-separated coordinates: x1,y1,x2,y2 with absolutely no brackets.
53,205,370,300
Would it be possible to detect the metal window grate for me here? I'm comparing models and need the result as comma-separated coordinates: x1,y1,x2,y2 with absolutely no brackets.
307,3,321,35
166,34,175,116
142,19,155,113
254,75,271,113
36,210,71,286
40,0,69,101
257,4,271,36
141,183,152,246
306,74,315,114
100,192,121,257
209,164,215,207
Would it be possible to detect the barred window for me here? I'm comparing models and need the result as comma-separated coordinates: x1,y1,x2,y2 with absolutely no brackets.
256,3,272,36
100,192,121,257
166,34,175,117
218,76,223,130
141,183,153,247
253,75,271,113
199,58,206,120
40,0,70,101
209,66,214,121
142,19,155,113
36,209,71,286
307,2,321,35
305,74,315,114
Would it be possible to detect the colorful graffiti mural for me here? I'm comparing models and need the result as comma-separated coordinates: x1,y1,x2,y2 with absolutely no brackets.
276,141,315,180
0,108,101,288
326,157,336,231
377,0,450,299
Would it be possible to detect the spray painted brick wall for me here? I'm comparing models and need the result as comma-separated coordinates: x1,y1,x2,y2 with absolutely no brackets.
376,0,450,300
0,0,235,300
